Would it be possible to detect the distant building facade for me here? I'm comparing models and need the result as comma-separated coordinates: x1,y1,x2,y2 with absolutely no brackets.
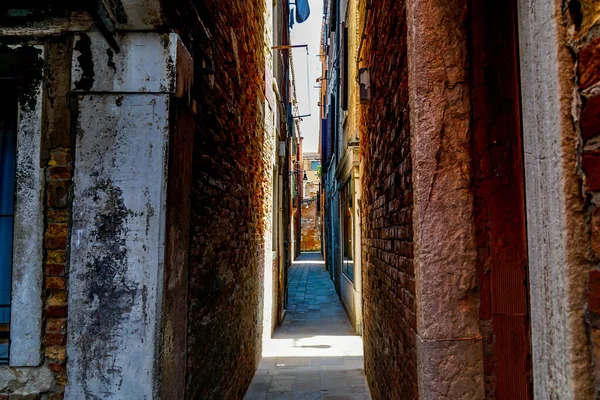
300,152,321,252
320,0,364,334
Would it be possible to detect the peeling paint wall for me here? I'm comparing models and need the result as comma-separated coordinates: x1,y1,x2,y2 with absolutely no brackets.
67,93,169,399
65,32,189,399
9,44,45,368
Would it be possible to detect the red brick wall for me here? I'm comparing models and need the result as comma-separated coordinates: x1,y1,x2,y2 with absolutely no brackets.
40,39,74,400
185,1,268,398
359,1,417,398
42,147,72,399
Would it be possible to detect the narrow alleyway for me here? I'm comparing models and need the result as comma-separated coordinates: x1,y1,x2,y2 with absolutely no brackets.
246,253,370,399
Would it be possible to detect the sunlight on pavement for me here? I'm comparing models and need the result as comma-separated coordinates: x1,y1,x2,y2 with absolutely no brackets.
263,335,364,358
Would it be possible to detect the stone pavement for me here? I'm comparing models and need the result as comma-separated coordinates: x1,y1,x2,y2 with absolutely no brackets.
245,252,371,400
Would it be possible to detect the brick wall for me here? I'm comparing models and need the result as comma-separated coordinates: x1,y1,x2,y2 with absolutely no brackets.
186,0,269,398
40,40,74,400
568,2,600,395
359,0,416,398
42,147,72,399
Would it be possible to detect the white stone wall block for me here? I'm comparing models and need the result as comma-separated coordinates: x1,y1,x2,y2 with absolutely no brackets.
71,32,192,95
66,94,169,399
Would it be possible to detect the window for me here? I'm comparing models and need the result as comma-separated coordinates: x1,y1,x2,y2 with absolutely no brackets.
311,161,319,171
340,180,353,281
341,24,348,111
0,79,18,365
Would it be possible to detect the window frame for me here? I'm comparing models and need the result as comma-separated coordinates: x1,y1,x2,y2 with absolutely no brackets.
340,179,354,282
0,44,45,367
0,78,19,365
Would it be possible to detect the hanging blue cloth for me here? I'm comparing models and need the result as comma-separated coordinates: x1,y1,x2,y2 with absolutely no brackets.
296,0,310,23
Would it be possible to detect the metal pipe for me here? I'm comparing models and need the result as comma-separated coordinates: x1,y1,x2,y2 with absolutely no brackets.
272,44,309,50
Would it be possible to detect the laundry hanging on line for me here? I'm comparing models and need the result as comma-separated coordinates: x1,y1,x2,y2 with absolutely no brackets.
295,0,310,23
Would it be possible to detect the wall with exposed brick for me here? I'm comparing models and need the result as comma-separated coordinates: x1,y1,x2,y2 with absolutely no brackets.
359,0,416,398
517,0,597,397
42,146,72,398
565,1,600,396
0,2,282,397
0,39,73,400
186,0,270,398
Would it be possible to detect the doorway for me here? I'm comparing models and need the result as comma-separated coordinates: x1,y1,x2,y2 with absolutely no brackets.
470,0,533,397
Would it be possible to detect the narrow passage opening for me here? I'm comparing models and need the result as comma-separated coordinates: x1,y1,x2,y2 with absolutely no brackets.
247,253,369,399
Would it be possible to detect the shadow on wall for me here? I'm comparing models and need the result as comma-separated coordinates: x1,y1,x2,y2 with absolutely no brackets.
185,0,269,399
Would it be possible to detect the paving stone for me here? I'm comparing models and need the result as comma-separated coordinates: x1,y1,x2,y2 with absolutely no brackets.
270,379,295,392
245,253,372,399
292,392,321,400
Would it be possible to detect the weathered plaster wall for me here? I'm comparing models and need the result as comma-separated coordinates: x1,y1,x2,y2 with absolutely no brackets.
342,0,360,146
67,94,169,399
185,0,270,398
359,0,417,397
9,44,45,368
0,2,282,398
66,32,192,399
517,0,595,397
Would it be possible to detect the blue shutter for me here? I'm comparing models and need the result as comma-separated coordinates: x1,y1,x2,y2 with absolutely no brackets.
0,88,17,365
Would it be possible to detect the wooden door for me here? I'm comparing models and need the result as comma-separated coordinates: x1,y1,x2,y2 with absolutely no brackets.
470,0,533,398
